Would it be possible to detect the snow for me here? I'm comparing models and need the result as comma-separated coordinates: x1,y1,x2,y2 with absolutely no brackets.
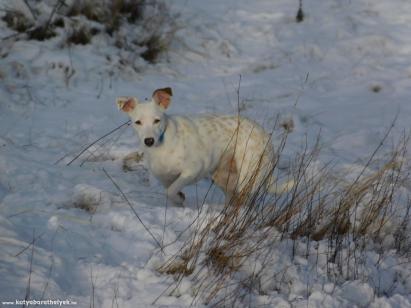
0,0,411,307
338,281,375,307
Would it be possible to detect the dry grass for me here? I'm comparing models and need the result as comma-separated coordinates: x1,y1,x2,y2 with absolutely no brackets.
66,26,90,45
2,0,176,63
156,123,411,305
67,0,144,26
65,0,176,62
2,10,33,33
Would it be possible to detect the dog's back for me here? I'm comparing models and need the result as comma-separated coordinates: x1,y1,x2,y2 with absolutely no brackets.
173,114,276,197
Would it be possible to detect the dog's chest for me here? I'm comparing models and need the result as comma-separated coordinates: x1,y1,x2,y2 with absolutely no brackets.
145,146,184,179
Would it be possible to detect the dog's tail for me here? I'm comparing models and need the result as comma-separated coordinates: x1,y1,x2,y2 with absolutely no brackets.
268,179,295,194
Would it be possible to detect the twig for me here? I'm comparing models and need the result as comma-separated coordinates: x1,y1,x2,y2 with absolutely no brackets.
58,120,130,166
1,32,23,41
90,265,95,308
161,194,169,248
23,229,36,307
23,0,37,20
39,228,59,303
111,283,119,308
294,72,309,107
79,120,129,166
7,208,34,218
43,0,65,33
236,74,242,116
14,231,46,257
102,168,163,250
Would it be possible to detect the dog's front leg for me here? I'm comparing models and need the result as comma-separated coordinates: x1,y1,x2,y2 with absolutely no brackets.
166,171,199,206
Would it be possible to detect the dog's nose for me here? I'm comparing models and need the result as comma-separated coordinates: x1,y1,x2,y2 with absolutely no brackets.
144,138,155,147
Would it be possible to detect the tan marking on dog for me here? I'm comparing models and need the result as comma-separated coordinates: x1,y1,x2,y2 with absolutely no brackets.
212,151,238,197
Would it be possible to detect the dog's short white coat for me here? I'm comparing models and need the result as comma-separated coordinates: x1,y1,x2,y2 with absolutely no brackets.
117,88,290,205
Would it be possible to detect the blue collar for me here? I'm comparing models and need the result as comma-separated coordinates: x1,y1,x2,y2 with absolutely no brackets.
159,129,165,143
158,121,167,144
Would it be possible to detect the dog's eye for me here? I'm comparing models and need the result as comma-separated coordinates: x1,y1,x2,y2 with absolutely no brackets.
135,120,142,125
153,119,160,124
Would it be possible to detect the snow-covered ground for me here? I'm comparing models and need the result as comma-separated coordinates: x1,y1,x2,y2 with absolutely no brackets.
0,0,410,307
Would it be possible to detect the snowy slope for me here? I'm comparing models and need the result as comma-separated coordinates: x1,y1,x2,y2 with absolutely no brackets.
0,0,410,307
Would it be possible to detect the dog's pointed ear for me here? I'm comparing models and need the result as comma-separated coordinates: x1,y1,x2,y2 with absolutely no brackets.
116,97,138,113
152,87,172,109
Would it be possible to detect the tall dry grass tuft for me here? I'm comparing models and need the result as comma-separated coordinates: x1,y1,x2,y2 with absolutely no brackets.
157,121,411,305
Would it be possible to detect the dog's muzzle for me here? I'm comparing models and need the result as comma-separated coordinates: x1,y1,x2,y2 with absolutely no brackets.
144,138,155,147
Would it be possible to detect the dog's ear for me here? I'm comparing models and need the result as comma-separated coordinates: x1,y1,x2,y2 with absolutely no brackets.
116,97,138,113
152,87,172,109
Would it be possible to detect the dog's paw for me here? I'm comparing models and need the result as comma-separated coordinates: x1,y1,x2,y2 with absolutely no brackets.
168,192,185,207
122,151,144,172
177,191,186,202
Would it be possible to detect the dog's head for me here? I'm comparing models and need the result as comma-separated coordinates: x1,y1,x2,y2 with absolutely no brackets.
116,87,172,148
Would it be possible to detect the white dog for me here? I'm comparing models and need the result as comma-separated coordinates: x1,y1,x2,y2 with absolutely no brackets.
117,87,292,206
